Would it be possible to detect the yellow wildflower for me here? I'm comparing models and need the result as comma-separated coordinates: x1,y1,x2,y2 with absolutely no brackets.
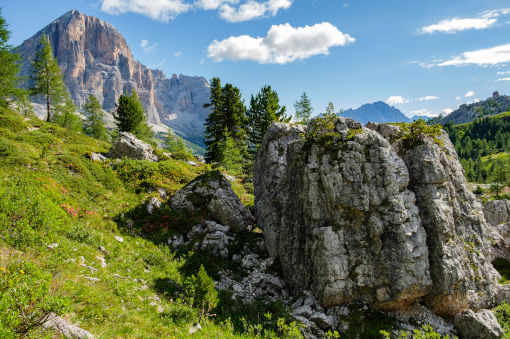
19,270,24,274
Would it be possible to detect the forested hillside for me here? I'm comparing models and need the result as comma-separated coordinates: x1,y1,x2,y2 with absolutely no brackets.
443,112,510,190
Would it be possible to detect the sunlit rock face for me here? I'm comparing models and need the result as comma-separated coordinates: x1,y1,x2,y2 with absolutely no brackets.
254,118,500,316
18,10,210,142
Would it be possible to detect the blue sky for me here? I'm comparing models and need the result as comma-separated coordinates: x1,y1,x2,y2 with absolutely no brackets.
2,0,510,117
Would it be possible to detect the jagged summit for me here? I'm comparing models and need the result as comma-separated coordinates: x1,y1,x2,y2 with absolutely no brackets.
342,101,411,124
17,10,210,143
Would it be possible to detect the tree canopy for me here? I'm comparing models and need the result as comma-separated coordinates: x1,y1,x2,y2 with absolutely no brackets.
29,34,67,122
294,92,313,125
83,94,108,141
0,9,23,109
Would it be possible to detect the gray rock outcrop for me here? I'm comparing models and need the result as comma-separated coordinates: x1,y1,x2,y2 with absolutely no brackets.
107,132,157,161
484,199,510,261
170,171,254,233
43,313,95,338
454,309,503,339
254,117,500,317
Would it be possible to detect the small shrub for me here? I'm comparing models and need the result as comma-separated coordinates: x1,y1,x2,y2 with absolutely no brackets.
493,302,510,337
0,259,69,337
398,119,444,148
183,265,219,320
66,224,97,245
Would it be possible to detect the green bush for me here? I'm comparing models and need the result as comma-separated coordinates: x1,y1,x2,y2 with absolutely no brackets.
493,302,510,337
380,324,457,339
183,265,219,320
0,259,69,337
0,177,68,249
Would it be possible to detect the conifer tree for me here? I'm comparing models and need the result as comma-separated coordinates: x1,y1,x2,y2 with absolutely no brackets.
294,92,313,125
0,9,23,109
52,97,82,132
29,34,67,122
204,78,223,162
83,94,108,141
114,90,153,141
219,128,243,174
203,79,247,164
246,85,288,160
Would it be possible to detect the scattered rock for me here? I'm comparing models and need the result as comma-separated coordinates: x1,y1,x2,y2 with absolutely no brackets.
114,236,124,243
196,155,205,163
170,170,254,232
107,132,158,161
47,243,59,250
113,274,127,280
79,264,97,273
90,152,106,162
98,246,108,255
187,160,198,166
454,309,503,339
224,174,236,181
43,313,95,339
82,276,101,282
188,323,202,335
95,255,107,268
146,196,162,214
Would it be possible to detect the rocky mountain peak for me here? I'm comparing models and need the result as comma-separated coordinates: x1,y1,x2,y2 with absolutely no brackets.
18,10,210,143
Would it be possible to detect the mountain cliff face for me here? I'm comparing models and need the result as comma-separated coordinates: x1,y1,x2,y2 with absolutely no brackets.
17,10,210,143
342,101,411,124
441,92,510,125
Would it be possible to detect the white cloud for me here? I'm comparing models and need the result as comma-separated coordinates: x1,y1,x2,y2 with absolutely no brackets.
219,0,292,22
416,95,440,101
421,17,497,34
465,90,475,97
409,109,439,117
140,39,158,53
496,77,510,81
497,70,510,74
173,51,182,57
442,108,454,115
455,96,461,100
101,0,190,21
101,0,292,22
386,96,408,105
421,8,510,34
207,22,354,64
437,43,510,67
195,0,238,10
474,98,480,103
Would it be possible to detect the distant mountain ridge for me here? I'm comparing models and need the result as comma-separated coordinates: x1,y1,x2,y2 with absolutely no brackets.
17,10,210,145
342,101,412,124
441,92,510,126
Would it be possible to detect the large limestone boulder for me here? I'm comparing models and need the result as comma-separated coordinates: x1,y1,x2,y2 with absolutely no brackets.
484,199,510,261
454,309,503,339
254,118,500,316
107,132,158,161
170,171,254,233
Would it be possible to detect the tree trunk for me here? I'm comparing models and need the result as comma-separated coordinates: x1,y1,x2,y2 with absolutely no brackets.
46,78,50,122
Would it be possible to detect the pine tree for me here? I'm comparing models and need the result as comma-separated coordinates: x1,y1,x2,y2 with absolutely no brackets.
294,92,313,125
204,78,223,163
83,94,108,141
29,34,67,122
114,90,153,141
219,128,243,174
203,78,247,164
52,97,82,132
246,85,288,160
0,9,23,109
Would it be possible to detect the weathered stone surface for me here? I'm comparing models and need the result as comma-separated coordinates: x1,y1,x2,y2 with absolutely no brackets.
484,200,510,261
43,313,95,338
90,153,106,162
146,197,162,215
255,119,432,311
107,132,157,161
170,171,254,232
18,10,210,140
255,118,500,316
454,309,503,339
484,200,510,227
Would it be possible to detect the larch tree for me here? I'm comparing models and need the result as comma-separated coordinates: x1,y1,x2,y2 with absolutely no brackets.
246,85,288,160
294,92,313,125
0,8,23,109
83,94,108,141
203,77,223,163
29,34,67,122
